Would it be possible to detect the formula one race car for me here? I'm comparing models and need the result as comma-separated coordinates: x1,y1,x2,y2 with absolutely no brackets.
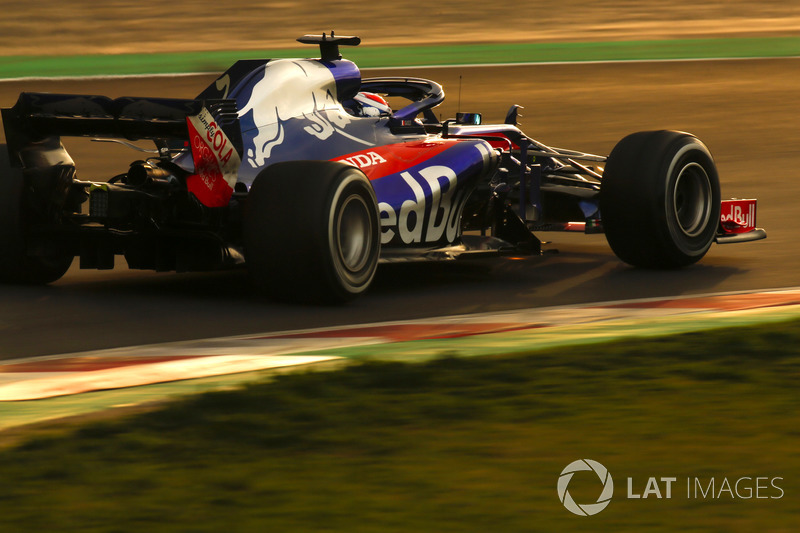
0,34,766,302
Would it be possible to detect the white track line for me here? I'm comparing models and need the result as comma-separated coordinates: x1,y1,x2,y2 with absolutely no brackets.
1,55,798,83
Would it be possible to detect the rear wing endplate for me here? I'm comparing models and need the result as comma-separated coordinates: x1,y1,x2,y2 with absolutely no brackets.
2,93,241,168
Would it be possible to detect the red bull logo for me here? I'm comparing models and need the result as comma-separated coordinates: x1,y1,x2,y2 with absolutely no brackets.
378,164,468,245
720,199,757,234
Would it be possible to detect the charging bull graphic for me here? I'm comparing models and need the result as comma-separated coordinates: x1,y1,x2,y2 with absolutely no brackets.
234,59,373,169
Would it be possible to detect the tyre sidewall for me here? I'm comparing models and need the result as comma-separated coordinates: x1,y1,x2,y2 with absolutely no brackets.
0,167,27,277
0,145,73,284
657,138,720,262
324,169,380,298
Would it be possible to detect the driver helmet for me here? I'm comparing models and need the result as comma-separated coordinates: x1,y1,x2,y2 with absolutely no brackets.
347,92,391,117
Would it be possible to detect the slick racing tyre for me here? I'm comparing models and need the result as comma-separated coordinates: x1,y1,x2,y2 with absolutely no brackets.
0,144,73,284
600,131,721,268
244,161,380,303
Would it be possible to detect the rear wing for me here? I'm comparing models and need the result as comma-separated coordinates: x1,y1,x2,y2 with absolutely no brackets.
1,92,242,169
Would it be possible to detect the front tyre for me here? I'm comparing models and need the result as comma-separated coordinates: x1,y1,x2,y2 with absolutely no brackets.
600,131,721,268
244,161,380,303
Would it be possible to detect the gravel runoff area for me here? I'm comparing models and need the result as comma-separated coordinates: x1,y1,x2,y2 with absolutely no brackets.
1,1,799,56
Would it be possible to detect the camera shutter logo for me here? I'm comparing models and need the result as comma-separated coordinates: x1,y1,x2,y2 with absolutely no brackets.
557,459,614,516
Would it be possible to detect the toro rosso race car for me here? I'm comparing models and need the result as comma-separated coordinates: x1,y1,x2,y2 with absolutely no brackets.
0,34,766,302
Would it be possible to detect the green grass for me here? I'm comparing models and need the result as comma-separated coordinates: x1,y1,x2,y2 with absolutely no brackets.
1,320,799,532
1,37,799,79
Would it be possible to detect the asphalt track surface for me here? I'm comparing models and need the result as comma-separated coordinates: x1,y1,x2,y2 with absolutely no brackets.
0,59,797,359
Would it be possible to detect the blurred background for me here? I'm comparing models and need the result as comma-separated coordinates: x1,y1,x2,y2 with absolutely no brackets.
1,0,799,56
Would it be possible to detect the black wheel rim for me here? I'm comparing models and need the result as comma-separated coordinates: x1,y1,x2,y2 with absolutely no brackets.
673,161,712,238
336,193,373,273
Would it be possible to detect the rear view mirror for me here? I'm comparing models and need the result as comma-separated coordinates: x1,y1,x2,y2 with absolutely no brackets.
456,112,481,125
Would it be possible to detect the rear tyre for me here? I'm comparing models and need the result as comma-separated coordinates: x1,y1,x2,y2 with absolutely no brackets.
600,130,721,268
0,144,73,284
244,161,380,303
